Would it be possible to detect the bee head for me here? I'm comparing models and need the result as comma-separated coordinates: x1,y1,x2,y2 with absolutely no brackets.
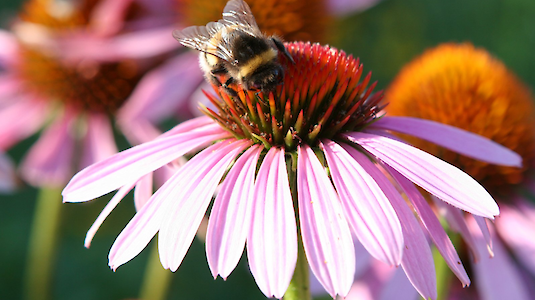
244,63,284,93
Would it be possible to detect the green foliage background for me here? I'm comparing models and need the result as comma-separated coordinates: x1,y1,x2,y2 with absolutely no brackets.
1,0,534,299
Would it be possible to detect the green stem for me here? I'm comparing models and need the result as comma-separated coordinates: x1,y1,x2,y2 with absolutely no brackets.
433,233,460,300
283,153,311,300
139,240,173,300
283,237,311,300
23,187,63,300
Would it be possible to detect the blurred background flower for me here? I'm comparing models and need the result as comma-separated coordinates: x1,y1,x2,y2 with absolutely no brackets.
2,0,535,300
382,43,535,300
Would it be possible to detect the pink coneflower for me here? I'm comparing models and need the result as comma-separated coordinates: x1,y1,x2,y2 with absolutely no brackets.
0,0,169,187
384,43,535,300
63,41,521,299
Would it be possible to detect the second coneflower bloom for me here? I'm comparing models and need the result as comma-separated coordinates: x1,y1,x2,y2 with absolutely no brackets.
386,43,535,300
63,42,521,298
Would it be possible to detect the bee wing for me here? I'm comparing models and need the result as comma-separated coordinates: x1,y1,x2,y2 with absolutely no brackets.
220,0,262,36
172,22,234,62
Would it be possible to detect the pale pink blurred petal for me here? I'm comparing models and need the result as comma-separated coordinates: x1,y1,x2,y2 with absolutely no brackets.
389,167,470,286
121,120,162,145
85,181,136,248
0,152,16,192
321,140,403,266
0,30,17,66
0,96,49,150
206,145,262,279
371,117,521,167
158,139,251,271
378,266,419,300
62,120,229,203
468,218,531,300
327,0,381,16
346,132,499,218
134,173,153,211
20,112,75,187
298,145,355,297
0,75,23,105
80,113,118,169
433,198,480,263
89,0,133,36
55,26,179,62
496,202,535,276
188,81,216,118
248,147,297,299
118,52,204,125
358,155,437,300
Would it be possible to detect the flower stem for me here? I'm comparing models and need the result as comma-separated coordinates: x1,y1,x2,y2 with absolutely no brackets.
283,153,311,300
283,236,311,300
23,187,63,300
139,240,173,300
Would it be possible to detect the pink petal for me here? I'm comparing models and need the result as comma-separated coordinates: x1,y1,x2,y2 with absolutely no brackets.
0,30,17,66
62,121,229,203
297,145,355,297
158,139,252,271
20,112,75,187
0,75,22,103
134,173,153,211
247,147,297,299
0,96,48,150
56,26,179,62
345,132,499,218
388,167,470,287
321,140,403,266
495,202,535,276
473,215,493,257
432,198,480,263
371,117,521,167
117,52,204,125
89,0,133,36
356,154,437,300
120,120,162,145
327,0,381,16
468,218,531,300
0,152,16,192
206,145,263,279
85,181,136,248
378,267,420,300
80,113,118,170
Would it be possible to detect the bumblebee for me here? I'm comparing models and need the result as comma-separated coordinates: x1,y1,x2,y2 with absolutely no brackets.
172,0,293,96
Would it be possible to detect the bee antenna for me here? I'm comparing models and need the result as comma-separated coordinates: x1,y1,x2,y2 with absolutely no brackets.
271,37,295,64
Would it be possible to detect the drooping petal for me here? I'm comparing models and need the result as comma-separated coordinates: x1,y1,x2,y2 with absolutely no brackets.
356,155,437,300
468,218,531,300
321,140,403,266
0,152,16,192
388,167,470,287
495,201,535,276
80,113,118,170
473,215,493,257
371,117,522,167
297,145,355,297
206,145,262,279
133,173,153,211
159,139,252,271
432,197,480,263
117,52,204,126
0,96,49,150
107,139,248,270
248,147,297,299
62,121,229,203
345,132,499,218
85,181,136,248
20,112,75,187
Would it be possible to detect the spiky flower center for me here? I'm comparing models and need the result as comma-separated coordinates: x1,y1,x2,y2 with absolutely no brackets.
15,0,143,114
386,43,535,195
202,42,383,151
175,0,330,42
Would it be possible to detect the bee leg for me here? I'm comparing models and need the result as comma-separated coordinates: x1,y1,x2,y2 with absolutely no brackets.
272,37,295,64
222,77,238,97
210,66,227,75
